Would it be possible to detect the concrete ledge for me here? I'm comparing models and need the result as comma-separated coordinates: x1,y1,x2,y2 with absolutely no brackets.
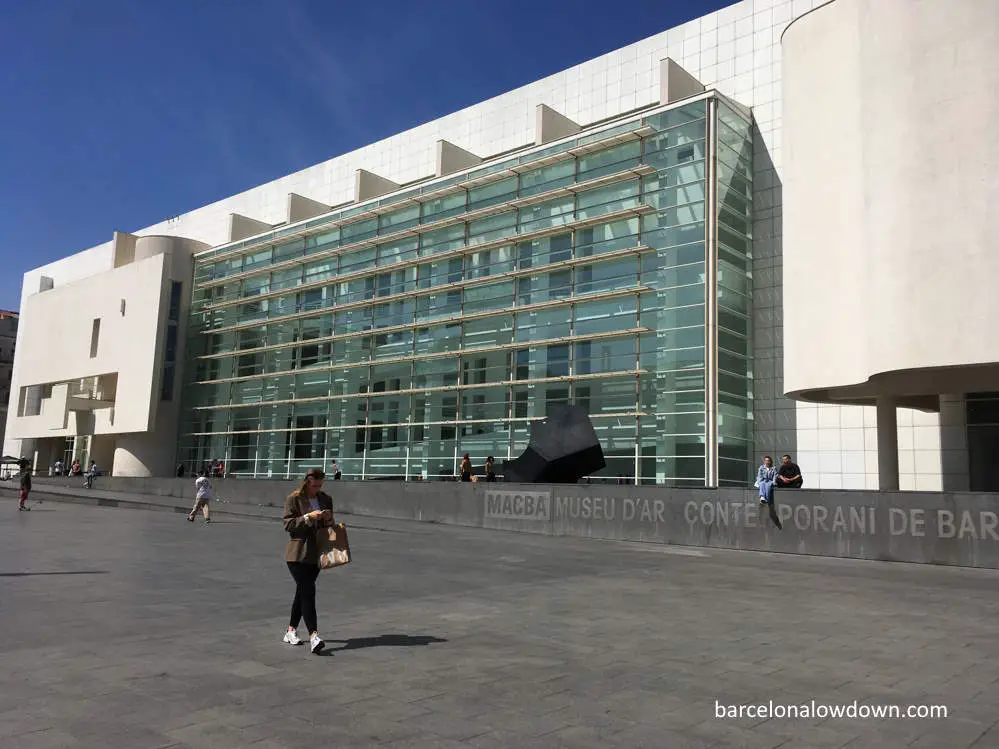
24,477,999,569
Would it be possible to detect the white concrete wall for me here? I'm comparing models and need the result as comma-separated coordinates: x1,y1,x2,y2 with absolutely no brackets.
6,252,168,444
779,0,999,489
782,0,999,398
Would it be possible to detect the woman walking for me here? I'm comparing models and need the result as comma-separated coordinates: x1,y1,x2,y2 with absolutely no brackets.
282,468,334,654
459,453,472,482
188,470,213,523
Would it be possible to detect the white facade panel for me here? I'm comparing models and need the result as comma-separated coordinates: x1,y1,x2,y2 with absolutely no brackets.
8,253,168,441
783,0,999,401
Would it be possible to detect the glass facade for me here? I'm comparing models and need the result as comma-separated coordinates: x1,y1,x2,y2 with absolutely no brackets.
715,101,755,486
177,95,754,484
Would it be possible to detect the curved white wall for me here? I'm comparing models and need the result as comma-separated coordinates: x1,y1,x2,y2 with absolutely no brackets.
782,0,999,403
135,235,206,279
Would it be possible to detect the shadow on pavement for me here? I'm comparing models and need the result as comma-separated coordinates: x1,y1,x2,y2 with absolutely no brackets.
0,570,109,577
321,634,447,654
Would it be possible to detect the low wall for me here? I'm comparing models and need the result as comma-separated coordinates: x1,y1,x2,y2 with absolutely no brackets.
33,477,999,569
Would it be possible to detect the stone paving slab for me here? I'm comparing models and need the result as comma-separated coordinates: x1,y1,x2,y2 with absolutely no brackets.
2,497,999,748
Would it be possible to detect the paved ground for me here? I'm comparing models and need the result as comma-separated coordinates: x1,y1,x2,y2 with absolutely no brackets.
2,493,999,749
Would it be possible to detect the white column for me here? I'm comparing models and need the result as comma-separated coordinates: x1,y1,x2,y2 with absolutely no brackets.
703,97,719,487
876,396,899,491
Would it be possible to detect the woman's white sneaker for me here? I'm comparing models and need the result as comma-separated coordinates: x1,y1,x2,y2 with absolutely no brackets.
310,633,325,654
283,630,302,646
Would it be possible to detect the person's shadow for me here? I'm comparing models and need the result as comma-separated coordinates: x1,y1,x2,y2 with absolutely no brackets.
320,634,446,655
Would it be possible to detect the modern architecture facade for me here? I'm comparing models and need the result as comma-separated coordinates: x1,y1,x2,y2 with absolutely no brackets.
6,0,999,490
181,93,753,484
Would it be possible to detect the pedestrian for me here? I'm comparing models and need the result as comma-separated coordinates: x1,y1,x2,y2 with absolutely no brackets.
17,464,31,511
484,456,496,482
459,453,472,482
188,470,213,523
331,460,341,480
84,461,98,489
282,468,334,654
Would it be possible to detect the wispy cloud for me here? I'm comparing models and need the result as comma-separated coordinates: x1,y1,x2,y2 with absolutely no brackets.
270,0,369,144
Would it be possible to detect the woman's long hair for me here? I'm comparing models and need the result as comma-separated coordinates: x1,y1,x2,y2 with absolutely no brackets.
298,467,326,497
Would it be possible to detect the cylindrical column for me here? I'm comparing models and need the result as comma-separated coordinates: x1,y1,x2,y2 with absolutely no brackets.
876,396,899,491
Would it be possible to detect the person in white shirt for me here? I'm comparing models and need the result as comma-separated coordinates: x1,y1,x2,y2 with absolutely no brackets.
84,461,98,489
188,471,214,524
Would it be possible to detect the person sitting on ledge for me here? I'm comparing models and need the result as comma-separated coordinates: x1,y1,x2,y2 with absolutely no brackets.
755,455,777,505
776,454,803,489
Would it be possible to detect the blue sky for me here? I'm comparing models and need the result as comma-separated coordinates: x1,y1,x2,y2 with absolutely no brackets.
0,0,728,310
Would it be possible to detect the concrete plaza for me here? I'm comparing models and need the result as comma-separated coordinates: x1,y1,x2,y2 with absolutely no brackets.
2,494,999,748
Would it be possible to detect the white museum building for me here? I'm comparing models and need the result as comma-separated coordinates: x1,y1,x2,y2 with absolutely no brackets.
5,0,999,491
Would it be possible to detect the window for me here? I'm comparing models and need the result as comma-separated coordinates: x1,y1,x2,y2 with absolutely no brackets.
160,366,175,401
164,327,178,363
168,281,183,321
515,349,531,380
90,319,100,358
545,387,569,411
546,344,570,377
514,390,528,418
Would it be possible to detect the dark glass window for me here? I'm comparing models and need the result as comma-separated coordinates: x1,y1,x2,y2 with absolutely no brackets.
168,281,183,321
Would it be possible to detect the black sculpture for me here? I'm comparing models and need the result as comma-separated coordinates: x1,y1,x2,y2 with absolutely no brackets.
502,404,605,483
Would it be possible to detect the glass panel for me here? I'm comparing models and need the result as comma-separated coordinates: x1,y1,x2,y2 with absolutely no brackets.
421,223,465,257
341,217,378,243
463,315,513,349
273,238,305,263
518,159,575,198
461,353,510,385
577,141,641,181
576,180,640,220
467,245,515,279
574,297,638,336
575,257,639,295
306,228,340,255
468,176,517,211
515,306,571,341
574,337,636,374
379,203,420,233
422,191,466,222
517,233,572,269
518,195,574,233
576,218,641,258
468,211,516,245
377,237,419,267
464,280,514,315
